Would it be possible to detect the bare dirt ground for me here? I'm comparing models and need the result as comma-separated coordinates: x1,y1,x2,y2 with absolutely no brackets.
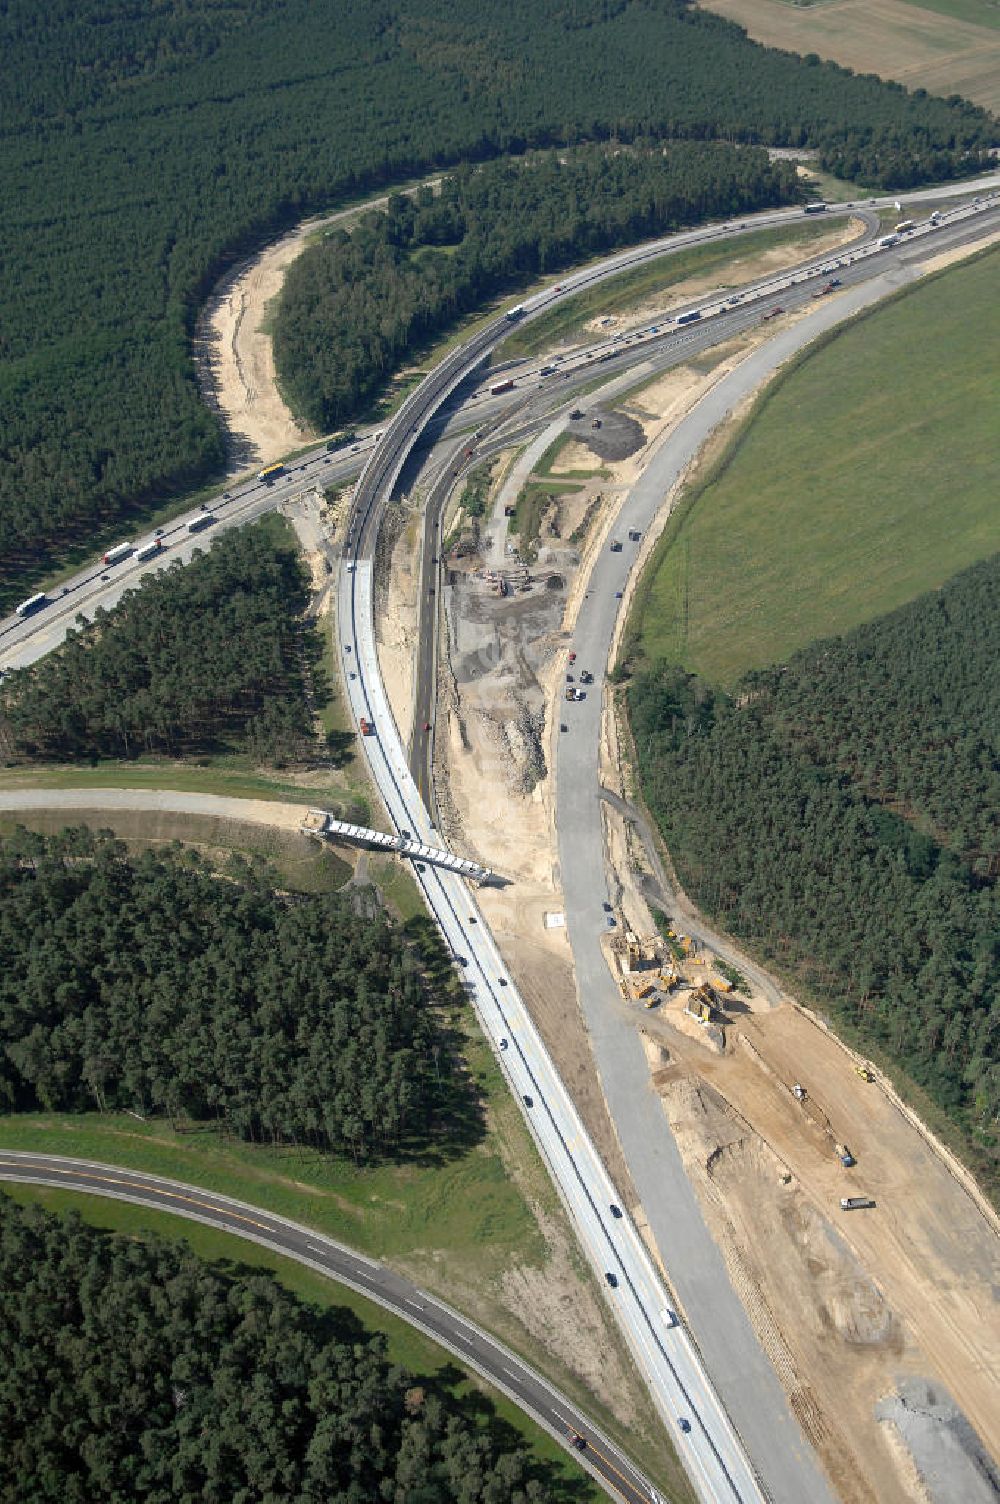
581,219,861,341
633,995,1000,1504
193,179,440,472
696,0,1000,114
375,499,423,741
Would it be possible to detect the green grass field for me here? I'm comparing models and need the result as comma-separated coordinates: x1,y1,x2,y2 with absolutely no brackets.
503,220,849,359
0,1182,599,1501
0,1016,685,1496
629,245,1000,688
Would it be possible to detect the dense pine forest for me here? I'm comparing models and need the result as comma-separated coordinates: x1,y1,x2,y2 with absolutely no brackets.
0,829,462,1159
275,145,799,429
0,524,330,765
629,556,1000,1189
2,0,995,606
0,1195,561,1503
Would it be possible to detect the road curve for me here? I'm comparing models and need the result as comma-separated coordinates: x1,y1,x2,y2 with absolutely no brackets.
1,179,997,1504
0,1151,662,1504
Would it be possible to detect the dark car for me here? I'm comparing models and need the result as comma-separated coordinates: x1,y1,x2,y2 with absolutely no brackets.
677,1418,691,1434
605,1272,618,1288
456,956,469,967
610,1204,623,1219
499,1038,508,1050
523,1095,533,1108
498,977,508,986
602,901,613,912
568,1432,587,1451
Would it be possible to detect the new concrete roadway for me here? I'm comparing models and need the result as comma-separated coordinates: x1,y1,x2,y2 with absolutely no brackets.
2,179,998,1504
0,1152,660,1504
334,197,1000,1504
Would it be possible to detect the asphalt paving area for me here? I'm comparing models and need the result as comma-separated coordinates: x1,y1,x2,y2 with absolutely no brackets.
635,996,1000,1504
565,408,646,464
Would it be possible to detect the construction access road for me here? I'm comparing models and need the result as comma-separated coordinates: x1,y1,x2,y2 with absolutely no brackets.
2,181,998,1504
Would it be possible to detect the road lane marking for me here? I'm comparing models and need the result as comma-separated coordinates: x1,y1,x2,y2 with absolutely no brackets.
586,1437,650,1503
0,1161,276,1232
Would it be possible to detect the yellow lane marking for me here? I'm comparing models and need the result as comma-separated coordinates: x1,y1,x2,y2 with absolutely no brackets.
0,1161,277,1235
584,1435,648,1503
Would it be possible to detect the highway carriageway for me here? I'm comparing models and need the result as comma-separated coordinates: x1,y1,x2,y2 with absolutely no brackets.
337,540,765,1504
0,1152,665,1504
327,188,1000,1504
3,182,997,667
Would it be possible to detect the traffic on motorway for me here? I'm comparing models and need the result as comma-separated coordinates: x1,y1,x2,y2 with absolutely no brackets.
3,182,996,667
330,184,1000,1504
3,176,999,1502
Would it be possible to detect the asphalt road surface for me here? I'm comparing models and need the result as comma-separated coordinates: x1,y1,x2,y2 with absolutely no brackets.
549,213,999,1501
334,193,1000,1504
0,1152,661,1504
2,176,998,1504
5,174,995,670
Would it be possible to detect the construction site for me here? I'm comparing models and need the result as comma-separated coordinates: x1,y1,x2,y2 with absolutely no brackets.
369,267,1000,1504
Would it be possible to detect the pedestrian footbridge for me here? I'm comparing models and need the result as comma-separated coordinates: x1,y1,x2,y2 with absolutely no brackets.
302,810,495,885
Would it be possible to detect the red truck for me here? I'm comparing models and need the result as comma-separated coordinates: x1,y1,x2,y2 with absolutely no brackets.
490,379,515,396
359,717,375,736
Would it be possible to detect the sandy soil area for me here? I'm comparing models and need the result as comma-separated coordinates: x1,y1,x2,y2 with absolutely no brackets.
376,503,423,741
194,180,440,472
582,219,861,342
696,0,1000,114
635,993,1000,1504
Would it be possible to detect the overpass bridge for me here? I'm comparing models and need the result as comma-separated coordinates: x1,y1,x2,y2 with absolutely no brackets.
302,809,496,885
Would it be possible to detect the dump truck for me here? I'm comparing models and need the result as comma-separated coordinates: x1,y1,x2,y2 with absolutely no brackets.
564,686,578,702
836,1144,856,1168
792,1083,806,1101
855,1066,875,1083
841,1197,875,1211
359,717,375,735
